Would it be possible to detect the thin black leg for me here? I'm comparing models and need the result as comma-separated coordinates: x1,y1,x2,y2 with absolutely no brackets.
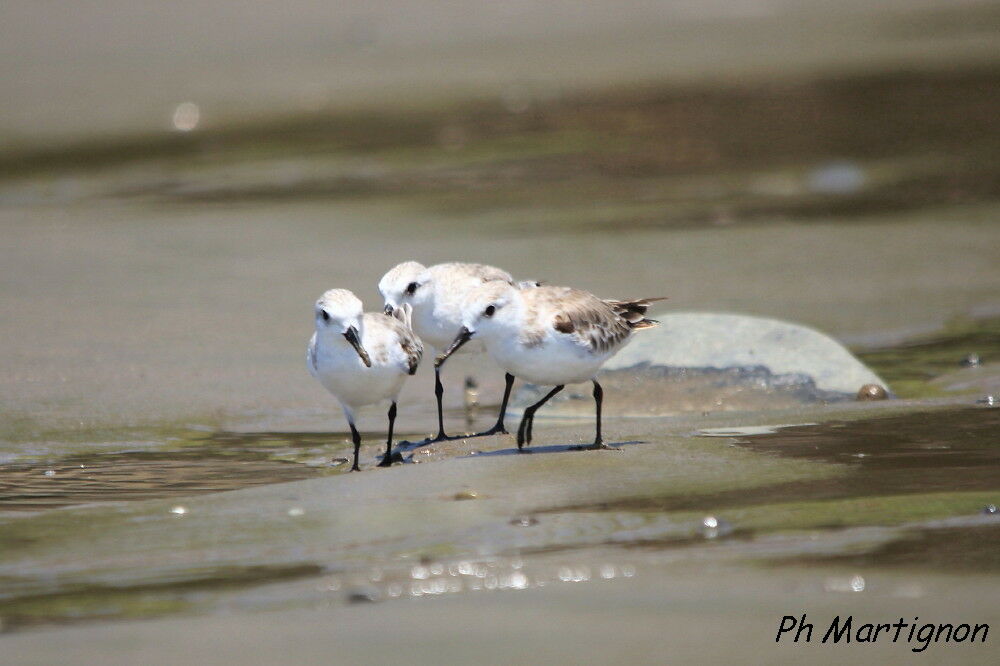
432,367,449,442
474,373,515,436
378,402,397,467
593,380,603,446
516,385,564,450
348,422,362,471
525,408,538,444
578,379,618,451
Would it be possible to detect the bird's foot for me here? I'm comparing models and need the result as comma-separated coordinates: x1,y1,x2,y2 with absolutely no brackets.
394,434,451,452
377,450,405,467
471,423,509,438
571,441,621,451
401,432,465,449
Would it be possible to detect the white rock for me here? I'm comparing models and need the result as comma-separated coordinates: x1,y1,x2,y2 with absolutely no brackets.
607,311,888,395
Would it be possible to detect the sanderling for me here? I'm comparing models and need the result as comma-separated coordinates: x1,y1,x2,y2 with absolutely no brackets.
307,289,422,471
379,261,527,441
435,282,662,450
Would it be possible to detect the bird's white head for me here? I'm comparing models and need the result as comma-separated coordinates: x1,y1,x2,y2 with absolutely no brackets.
435,281,519,367
378,261,430,316
314,289,371,366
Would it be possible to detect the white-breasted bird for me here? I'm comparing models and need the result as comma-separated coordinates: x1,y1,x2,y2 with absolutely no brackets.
307,289,422,470
379,261,527,442
436,282,662,450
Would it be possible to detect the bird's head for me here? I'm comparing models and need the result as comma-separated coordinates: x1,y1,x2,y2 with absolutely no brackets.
435,281,518,367
378,261,430,316
314,288,370,367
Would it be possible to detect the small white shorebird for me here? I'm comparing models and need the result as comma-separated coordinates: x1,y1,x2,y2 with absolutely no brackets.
307,289,422,471
435,282,662,450
379,261,530,442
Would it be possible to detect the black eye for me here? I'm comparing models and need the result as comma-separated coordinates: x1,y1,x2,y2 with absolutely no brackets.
405,282,418,295
484,305,496,317
321,311,330,322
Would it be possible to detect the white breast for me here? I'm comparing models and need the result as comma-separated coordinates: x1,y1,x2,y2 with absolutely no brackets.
309,328,409,410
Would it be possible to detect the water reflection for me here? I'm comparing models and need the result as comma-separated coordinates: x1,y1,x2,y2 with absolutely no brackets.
323,555,640,606
0,445,322,512
548,407,1000,517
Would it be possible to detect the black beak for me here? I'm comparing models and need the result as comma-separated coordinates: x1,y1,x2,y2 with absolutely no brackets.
435,327,473,367
383,304,394,316
343,326,371,367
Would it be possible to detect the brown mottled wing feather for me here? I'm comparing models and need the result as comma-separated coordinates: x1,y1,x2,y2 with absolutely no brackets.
551,292,663,353
385,305,423,375
401,335,422,375
604,297,667,324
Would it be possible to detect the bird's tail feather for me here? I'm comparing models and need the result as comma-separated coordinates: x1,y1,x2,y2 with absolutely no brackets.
606,297,666,329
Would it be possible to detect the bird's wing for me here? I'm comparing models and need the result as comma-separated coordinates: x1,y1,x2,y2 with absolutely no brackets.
378,309,423,375
400,330,423,376
529,287,663,353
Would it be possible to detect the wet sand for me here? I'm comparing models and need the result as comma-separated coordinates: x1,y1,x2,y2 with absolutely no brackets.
2,2,1000,662
1,403,998,661
5,570,998,665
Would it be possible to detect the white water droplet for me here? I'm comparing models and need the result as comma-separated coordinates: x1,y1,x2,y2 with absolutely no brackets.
172,102,200,132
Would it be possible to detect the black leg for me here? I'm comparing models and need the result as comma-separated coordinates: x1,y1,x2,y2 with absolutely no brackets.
348,422,362,471
378,402,397,467
578,379,619,451
525,409,538,444
431,367,449,442
516,385,564,450
593,380,603,446
474,373,514,436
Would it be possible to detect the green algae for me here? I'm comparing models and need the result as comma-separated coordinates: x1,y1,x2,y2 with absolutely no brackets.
0,564,324,630
856,316,1000,398
723,491,998,534
795,523,1000,572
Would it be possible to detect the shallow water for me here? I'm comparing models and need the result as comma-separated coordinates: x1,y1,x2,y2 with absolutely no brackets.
1,341,997,653
0,448,323,512
856,316,1000,397
546,407,1000,515
2,9,1000,658
1,403,997,631
5,68,999,228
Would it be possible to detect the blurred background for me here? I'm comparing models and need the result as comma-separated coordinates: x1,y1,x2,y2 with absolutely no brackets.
2,0,998,437
0,0,1000,438
2,1,1000,655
